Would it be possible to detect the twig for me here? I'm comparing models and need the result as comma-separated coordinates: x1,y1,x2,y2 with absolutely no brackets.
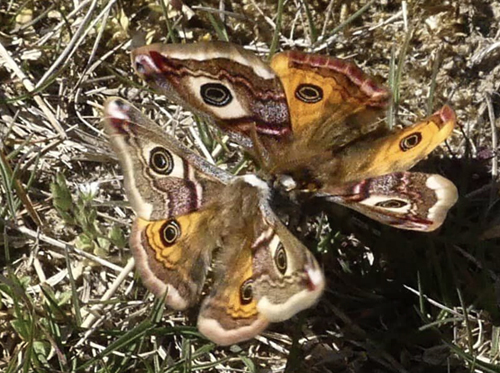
4,220,129,274
191,6,248,21
0,149,43,226
268,0,285,59
312,0,376,50
35,0,92,46
35,0,100,89
0,41,66,138
486,94,498,180
81,257,136,328
368,10,402,31
404,284,478,320
402,1,408,32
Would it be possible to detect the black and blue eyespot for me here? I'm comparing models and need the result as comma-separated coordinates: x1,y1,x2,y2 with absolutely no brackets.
295,84,323,103
375,199,408,208
150,147,173,175
161,219,181,246
274,243,287,274
200,83,233,107
240,279,253,305
399,132,422,151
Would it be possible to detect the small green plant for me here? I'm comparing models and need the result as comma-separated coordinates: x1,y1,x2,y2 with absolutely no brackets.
50,173,126,257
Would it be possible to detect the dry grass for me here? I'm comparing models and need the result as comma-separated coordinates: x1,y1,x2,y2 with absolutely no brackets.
1,0,500,372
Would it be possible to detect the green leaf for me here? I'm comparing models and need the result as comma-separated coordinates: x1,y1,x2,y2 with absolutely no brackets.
75,233,93,251
50,174,73,213
58,210,75,225
11,319,30,340
87,208,97,227
93,240,109,257
32,341,50,366
76,319,154,371
96,237,110,253
108,226,126,249
74,204,86,227
56,290,72,307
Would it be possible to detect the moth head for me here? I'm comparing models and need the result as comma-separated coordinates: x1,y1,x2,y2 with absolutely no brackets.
276,174,298,192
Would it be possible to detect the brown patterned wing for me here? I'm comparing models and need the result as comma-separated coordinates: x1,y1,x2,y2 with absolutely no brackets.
131,42,291,146
325,172,458,231
251,219,325,322
198,176,324,345
269,51,456,204
103,98,232,221
131,213,215,309
103,98,230,309
197,239,269,346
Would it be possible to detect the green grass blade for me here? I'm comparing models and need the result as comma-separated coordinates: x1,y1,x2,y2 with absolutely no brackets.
302,0,318,44
158,0,178,43
312,0,375,48
75,319,155,371
427,49,441,115
208,14,229,42
268,0,285,60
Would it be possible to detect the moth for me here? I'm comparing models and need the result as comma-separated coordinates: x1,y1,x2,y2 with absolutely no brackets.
103,98,325,346
131,41,458,231
103,41,458,345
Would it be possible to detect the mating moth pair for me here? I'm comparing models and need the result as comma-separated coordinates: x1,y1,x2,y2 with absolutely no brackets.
102,42,457,345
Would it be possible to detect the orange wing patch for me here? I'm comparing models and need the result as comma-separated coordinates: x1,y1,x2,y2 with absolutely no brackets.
270,51,390,135
143,213,205,269
223,248,258,319
131,212,215,310
197,242,266,346
332,105,456,185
